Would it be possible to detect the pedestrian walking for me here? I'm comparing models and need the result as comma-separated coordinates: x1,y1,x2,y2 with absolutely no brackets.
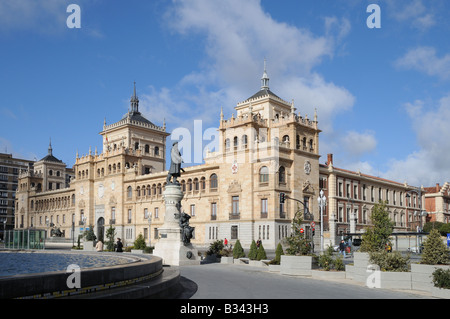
339,240,346,258
224,238,228,247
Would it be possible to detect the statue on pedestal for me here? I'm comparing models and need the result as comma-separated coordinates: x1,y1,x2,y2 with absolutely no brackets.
166,142,184,184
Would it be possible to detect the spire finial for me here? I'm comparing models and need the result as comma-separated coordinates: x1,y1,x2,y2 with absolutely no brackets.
220,106,224,121
261,58,269,90
48,138,53,155
130,81,139,113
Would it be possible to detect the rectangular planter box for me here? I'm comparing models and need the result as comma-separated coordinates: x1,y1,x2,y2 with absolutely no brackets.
268,264,281,272
411,264,450,292
234,258,249,265
375,272,412,290
350,252,370,283
280,255,314,277
83,241,95,251
220,257,234,264
248,260,269,267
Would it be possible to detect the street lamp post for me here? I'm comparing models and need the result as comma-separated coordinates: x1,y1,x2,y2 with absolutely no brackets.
317,189,326,252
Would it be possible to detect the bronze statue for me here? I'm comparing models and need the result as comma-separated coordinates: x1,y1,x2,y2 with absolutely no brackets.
179,212,194,245
166,142,184,184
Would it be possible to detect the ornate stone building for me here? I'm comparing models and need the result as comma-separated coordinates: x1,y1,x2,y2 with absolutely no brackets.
15,69,448,250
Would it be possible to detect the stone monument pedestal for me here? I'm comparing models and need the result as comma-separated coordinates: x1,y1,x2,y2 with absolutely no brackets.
152,184,200,266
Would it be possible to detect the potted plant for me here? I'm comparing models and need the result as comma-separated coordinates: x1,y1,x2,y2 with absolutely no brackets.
280,208,316,276
431,268,450,298
82,225,96,251
268,243,284,272
411,229,450,292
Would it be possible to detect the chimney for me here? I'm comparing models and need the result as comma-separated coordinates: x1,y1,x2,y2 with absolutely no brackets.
436,183,440,192
327,154,333,166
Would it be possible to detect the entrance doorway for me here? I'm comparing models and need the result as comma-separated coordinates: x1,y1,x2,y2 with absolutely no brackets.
97,217,105,242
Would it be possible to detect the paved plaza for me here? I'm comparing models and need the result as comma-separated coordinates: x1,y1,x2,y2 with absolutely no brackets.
177,262,433,299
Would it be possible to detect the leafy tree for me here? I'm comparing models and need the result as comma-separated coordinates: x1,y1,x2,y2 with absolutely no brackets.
248,240,258,260
134,233,147,250
283,206,312,256
105,225,116,251
360,201,394,252
232,239,245,258
256,243,267,261
421,229,449,265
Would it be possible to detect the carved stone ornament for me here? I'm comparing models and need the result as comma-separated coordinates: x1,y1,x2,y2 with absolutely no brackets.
304,160,311,175
227,180,242,193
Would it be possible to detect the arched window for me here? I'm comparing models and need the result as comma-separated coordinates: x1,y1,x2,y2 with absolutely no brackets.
154,146,159,156
259,166,269,183
145,144,150,153
193,178,199,191
127,186,132,199
210,173,218,190
200,177,206,190
233,136,238,150
309,139,314,151
279,166,286,183
134,142,139,150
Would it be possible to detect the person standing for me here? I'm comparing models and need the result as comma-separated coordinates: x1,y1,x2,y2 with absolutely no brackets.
224,238,228,247
116,238,123,252
95,240,103,252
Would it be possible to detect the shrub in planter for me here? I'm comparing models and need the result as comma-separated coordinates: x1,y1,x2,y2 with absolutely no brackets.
269,243,284,265
318,247,334,271
232,239,245,258
220,246,233,257
134,234,147,250
248,240,258,260
256,243,267,261
334,255,345,271
207,239,224,257
421,229,449,265
432,268,450,289
369,250,410,272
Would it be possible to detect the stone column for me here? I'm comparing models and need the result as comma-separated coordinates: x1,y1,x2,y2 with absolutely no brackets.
152,184,200,266
329,211,337,247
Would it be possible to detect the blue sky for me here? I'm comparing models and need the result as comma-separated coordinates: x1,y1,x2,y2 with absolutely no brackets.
1,0,449,187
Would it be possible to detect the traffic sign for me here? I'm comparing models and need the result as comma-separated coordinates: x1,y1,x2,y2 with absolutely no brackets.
447,233,450,247
311,221,315,227
300,228,304,233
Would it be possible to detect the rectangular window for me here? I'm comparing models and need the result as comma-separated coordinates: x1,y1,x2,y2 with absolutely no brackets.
261,198,268,218
128,209,132,223
231,225,238,239
232,196,239,215
155,207,159,218
144,208,148,219
190,204,195,216
211,203,217,220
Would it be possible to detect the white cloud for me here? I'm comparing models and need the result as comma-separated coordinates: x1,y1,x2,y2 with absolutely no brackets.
340,131,377,158
383,94,450,186
386,0,437,30
157,0,354,137
395,46,450,80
